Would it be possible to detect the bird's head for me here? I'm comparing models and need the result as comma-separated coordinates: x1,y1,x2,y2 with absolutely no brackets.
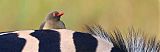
47,11,64,21
52,11,64,17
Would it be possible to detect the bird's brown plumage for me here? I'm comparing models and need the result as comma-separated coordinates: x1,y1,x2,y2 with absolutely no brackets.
39,11,66,29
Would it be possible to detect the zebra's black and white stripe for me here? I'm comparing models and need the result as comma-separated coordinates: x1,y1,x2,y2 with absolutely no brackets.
0,25,159,52
0,29,113,52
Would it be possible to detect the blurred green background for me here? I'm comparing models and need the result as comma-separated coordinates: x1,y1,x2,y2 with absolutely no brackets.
0,0,159,37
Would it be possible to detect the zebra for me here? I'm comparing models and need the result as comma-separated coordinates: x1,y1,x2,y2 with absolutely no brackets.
0,29,113,52
0,25,159,52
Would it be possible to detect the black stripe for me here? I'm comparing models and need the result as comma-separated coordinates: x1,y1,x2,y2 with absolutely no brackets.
0,33,26,52
111,47,125,52
30,30,61,52
73,32,98,52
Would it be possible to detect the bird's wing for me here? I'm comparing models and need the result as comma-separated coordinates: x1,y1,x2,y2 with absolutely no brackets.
61,23,66,29
39,21,45,29
60,21,66,29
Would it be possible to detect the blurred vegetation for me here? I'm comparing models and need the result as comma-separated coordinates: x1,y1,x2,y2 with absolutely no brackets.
0,0,159,37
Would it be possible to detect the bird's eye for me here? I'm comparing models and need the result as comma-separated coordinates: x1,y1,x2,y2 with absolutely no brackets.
52,12,59,17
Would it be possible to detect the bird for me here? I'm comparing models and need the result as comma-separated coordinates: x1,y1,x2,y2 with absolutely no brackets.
39,11,66,29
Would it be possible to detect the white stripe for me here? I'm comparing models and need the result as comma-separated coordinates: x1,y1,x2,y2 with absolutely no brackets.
0,32,10,35
15,30,39,52
94,36,113,52
54,29,76,52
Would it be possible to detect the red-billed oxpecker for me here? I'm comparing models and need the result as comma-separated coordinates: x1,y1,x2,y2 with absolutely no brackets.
40,11,65,29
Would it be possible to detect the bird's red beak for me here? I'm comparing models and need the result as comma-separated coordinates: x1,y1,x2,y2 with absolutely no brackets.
57,11,64,16
53,11,64,17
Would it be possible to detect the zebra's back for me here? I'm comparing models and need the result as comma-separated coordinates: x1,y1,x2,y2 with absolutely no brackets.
0,29,113,52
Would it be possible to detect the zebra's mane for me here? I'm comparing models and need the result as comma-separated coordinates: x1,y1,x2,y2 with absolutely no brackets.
85,24,160,52
110,28,160,52
85,24,111,42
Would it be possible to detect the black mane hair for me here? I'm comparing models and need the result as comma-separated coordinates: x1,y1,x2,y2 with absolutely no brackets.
85,24,160,52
